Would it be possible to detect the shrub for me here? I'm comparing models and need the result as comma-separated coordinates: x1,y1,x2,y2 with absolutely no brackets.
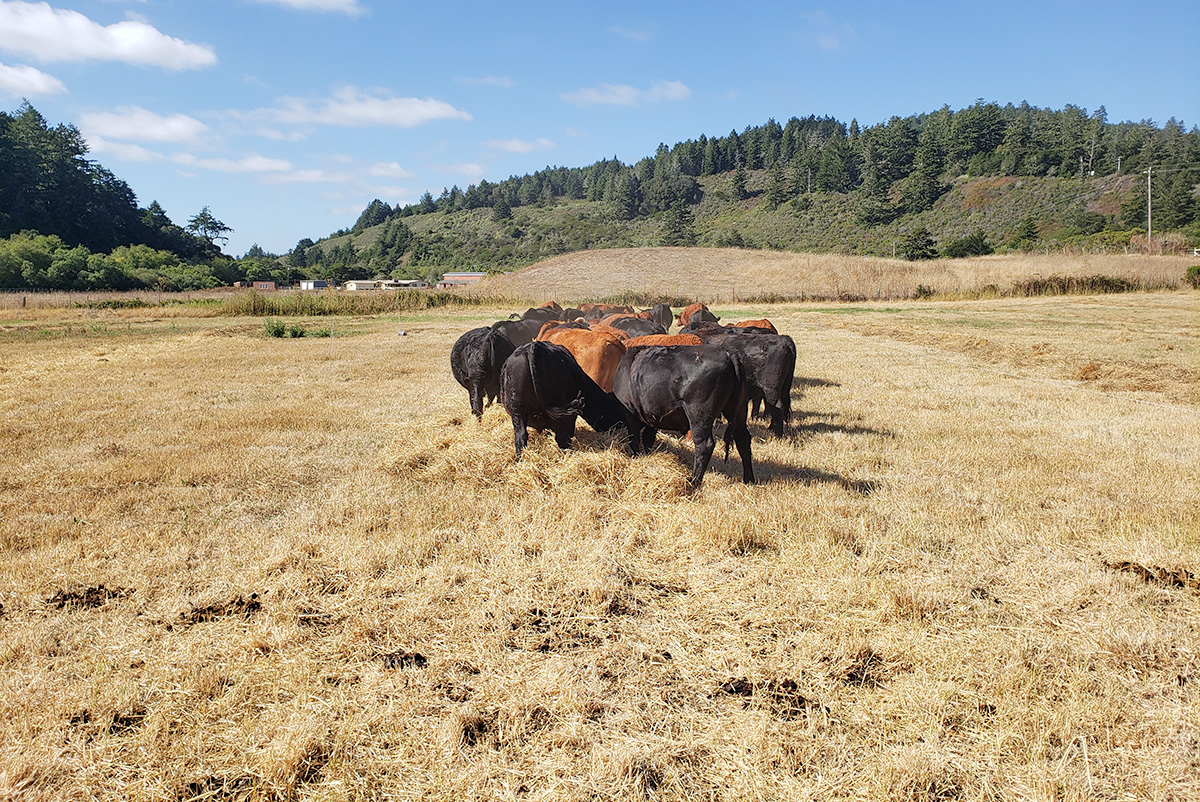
898,227,937,261
1186,265,1200,289
914,284,935,300
286,324,307,338
1011,274,1135,297
264,318,286,337
941,230,993,258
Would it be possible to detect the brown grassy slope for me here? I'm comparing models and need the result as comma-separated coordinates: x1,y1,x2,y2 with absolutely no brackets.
0,295,1198,800
473,247,1194,303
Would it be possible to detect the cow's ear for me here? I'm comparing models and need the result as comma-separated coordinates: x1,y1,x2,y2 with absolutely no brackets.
568,391,586,414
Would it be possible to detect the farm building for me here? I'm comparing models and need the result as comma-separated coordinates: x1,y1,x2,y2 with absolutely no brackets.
299,280,329,290
343,280,379,291
437,271,486,289
378,279,428,290
252,281,276,291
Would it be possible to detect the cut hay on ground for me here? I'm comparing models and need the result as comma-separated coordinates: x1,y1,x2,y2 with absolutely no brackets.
1,289,1197,800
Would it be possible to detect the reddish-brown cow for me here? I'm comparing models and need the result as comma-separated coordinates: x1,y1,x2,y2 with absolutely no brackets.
675,302,719,328
625,333,703,348
535,326,628,392
731,318,778,334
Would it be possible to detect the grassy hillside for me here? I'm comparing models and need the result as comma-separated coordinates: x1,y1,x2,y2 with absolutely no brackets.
312,173,1163,280
470,249,1195,305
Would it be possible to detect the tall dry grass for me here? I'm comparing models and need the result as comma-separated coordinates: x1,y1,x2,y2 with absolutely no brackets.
0,292,1197,800
475,248,1196,303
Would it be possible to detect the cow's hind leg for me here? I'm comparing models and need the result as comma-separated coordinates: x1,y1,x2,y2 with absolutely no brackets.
512,416,529,460
729,420,755,483
469,382,486,419
688,420,716,488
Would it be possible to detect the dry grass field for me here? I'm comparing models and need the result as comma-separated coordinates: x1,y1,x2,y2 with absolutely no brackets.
477,248,1195,303
1,262,1198,799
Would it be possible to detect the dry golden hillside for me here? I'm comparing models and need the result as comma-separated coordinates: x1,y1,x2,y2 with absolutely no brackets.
474,247,1194,303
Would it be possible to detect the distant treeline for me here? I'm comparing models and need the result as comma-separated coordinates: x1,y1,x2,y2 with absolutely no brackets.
342,101,1199,233
0,103,217,260
3,100,1198,292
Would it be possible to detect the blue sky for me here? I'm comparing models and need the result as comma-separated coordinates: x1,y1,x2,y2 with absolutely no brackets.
1,0,1197,256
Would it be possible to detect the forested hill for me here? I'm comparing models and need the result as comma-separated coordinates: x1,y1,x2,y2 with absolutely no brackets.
301,101,1198,283
0,103,215,259
2,100,1198,292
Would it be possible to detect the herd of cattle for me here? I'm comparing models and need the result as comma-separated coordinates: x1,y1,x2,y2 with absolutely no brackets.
450,301,797,488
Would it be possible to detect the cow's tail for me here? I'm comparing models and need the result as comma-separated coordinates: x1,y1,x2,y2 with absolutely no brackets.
724,352,748,461
529,345,581,421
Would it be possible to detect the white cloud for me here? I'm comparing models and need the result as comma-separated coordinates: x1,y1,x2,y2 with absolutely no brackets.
329,202,366,217
801,11,855,52
249,0,365,16
817,33,840,51
81,106,208,144
84,134,162,163
366,185,410,199
252,86,472,128
448,163,486,179
486,137,555,154
0,1,216,69
608,26,650,42
264,168,355,184
561,80,690,108
0,60,65,95
459,75,514,89
367,161,416,178
173,152,293,173
254,127,306,142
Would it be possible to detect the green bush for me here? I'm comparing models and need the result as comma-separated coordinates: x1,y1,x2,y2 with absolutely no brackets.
286,324,307,338
898,227,937,261
264,318,286,337
1186,265,1200,289
941,230,993,258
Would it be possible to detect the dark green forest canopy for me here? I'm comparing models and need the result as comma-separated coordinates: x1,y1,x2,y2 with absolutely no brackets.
2,100,1198,291
374,102,1198,223
0,102,214,259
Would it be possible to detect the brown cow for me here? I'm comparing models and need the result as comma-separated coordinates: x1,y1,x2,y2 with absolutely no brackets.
675,302,720,328
597,312,646,325
732,318,778,334
625,333,703,348
537,319,589,340
580,302,635,320
535,326,628,392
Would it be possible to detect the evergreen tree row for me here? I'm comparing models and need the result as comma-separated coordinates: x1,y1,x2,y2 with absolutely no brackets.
346,101,1197,231
0,102,216,260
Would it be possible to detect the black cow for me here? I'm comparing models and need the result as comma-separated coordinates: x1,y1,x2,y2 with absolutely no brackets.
613,344,754,488
517,305,565,324
490,318,543,347
646,303,673,332
451,327,517,419
501,341,631,460
685,328,797,437
603,317,666,338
